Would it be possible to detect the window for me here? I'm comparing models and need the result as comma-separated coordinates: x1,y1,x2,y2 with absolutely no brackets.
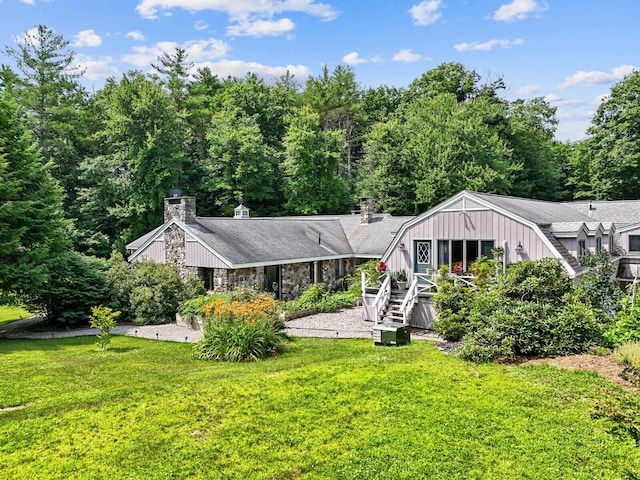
436,240,495,272
596,237,602,253
578,239,586,258
437,240,449,268
417,241,432,264
481,240,495,258
630,235,640,252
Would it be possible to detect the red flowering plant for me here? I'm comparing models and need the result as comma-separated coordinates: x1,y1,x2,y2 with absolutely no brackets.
452,261,463,274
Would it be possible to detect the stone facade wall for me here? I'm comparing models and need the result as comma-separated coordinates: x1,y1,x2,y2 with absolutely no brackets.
206,267,265,293
164,224,198,279
281,263,313,300
201,259,357,300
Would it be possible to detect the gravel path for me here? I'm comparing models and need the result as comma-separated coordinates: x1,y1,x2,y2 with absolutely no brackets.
0,307,442,343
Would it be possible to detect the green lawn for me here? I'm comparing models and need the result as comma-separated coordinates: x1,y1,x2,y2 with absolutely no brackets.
1,336,639,479
0,305,32,326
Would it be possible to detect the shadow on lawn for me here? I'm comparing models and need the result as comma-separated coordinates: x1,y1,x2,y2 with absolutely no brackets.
0,336,143,355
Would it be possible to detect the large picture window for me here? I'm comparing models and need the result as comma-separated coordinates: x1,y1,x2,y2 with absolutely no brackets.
630,235,640,252
437,239,495,272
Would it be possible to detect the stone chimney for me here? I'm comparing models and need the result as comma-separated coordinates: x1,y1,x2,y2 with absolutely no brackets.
164,195,197,224
360,197,373,224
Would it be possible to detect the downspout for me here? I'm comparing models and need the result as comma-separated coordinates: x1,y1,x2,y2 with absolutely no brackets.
502,240,508,274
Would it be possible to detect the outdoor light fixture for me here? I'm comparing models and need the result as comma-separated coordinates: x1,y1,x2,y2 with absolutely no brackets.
515,242,524,255
399,242,406,250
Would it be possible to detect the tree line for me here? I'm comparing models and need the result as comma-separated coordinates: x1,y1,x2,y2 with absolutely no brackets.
1,24,639,307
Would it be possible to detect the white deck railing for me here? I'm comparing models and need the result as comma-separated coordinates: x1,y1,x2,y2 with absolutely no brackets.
372,274,392,324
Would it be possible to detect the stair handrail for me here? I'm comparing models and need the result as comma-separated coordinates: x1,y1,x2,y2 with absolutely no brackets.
400,277,420,324
372,274,392,324
414,272,438,295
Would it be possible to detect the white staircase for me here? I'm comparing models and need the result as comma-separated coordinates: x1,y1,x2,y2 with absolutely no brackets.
379,293,408,323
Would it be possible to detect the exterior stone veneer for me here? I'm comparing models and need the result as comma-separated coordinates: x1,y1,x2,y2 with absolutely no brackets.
164,196,196,223
202,258,357,300
164,224,197,279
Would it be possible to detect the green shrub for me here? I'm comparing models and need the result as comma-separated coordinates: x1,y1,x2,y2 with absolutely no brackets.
496,258,572,304
193,317,286,362
106,253,197,325
614,342,640,370
604,295,640,345
453,259,609,362
579,250,622,315
88,305,120,350
457,326,515,363
468,256,499,291
27,252,113,325
433,273,473,341
281,284,356,314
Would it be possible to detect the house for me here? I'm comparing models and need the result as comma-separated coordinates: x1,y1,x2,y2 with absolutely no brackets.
127,190,640,327
368,190,638,328
126,194,412,300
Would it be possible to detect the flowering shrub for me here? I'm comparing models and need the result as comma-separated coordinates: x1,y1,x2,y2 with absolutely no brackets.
193,292,285,362
451,262,463,274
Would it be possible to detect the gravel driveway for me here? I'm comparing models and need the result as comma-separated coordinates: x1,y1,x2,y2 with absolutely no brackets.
0,307,441,343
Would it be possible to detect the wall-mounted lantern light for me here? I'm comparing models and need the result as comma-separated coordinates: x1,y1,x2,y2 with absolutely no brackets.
399,242,406,250
515,242,524,255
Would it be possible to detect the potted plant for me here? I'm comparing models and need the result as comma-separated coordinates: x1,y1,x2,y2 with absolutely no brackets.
393,270,408,289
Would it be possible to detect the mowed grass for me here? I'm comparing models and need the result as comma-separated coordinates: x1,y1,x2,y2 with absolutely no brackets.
1,336,639,479
0,305,32,326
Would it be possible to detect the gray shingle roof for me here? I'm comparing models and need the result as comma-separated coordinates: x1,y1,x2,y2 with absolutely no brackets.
470,192,594,224
191,217,353,266
563,200,640,227
339,214,414,256
177,213,413,266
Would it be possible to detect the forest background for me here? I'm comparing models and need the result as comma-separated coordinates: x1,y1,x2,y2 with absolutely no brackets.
1,25,639,305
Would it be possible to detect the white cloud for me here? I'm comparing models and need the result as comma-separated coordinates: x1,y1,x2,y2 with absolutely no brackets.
72,29,102,48
194,59,311,82
122,38,230,67
454,38,523,51
227,18,295,37
392,49,423,63
544,93,584,108
493,0,547,22
515,84,540,95
194,20,209,31
20,0,36,4
136,0,338,21
73,55,119,81
558,64,637,89
14,27,41,46
342,51,382,65
409,0,441,26
126,30,145,41
342,52,366,65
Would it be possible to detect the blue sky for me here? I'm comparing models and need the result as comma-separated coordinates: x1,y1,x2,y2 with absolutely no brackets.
1,0,638,141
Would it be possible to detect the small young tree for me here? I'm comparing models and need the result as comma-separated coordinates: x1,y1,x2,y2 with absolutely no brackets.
89,305,120,350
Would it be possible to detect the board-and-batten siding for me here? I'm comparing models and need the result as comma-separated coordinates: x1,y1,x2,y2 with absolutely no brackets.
385,209,555,274
135,239,165,262
558,229,587,259
185,240,229,268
